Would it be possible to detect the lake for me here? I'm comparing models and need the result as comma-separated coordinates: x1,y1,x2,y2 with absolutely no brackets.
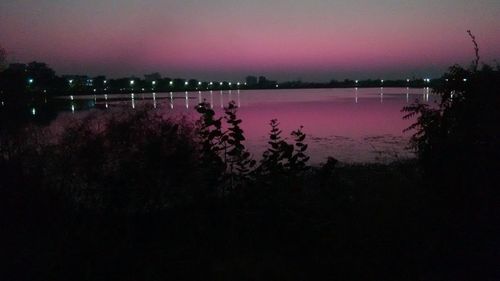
57,87,434,164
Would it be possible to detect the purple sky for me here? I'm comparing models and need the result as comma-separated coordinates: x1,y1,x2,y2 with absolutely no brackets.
1,0,499,81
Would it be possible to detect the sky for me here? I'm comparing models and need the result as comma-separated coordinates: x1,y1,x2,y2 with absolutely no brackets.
1,0,499,82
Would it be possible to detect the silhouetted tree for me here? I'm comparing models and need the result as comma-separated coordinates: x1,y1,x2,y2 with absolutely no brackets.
222,101,256,189
257,119,290,178
0,45,6,71
196,101,225,194
286,126,310,175
402,31,500,219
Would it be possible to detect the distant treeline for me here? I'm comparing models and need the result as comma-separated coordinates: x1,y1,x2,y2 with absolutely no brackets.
0,61,437,97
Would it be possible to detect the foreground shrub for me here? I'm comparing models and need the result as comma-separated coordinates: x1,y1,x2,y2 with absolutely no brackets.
42,108,204,212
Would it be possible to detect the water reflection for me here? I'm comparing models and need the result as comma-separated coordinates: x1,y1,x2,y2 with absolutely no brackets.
58,87,433,114
53,88,434,163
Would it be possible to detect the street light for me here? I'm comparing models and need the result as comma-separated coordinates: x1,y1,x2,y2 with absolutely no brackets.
130,80,135,86
152,81,156,86
28,78,34,85
169,81,173,86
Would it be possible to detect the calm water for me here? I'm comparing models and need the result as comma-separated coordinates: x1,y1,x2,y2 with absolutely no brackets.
57,87,435,164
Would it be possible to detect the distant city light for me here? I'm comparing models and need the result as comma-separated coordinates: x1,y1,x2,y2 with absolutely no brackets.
103,80,107,84
31,108,36,116
228,82,232,86
406,79,410,83
152,81,156,85
355,80,359,84
424,78,430,83
130,80,135,85
69,79,73,84
198,81,202,85
381,79,384,83
220,82,223,86
28,78,34,84
185,81,189,85
169,81,173,85
209,82,213,85
237,82,240,86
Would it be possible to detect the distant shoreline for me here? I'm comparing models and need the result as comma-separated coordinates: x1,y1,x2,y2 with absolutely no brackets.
55,86,433,97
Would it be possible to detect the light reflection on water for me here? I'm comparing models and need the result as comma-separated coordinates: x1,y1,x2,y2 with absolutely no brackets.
55,88,436,164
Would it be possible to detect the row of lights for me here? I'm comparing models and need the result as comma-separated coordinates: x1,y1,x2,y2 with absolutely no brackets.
63,79,251,88
130,80,249,88
28,77,468,90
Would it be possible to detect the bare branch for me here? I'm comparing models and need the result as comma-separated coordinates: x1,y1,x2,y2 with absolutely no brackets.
467,30,480,71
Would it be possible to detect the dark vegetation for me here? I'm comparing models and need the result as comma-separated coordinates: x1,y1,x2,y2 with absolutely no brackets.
1,36,499,280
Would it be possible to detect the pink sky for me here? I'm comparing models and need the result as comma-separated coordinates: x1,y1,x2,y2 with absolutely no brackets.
1,0,499,81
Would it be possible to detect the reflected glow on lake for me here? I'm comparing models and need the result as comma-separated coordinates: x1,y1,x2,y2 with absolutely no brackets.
56,88,437,164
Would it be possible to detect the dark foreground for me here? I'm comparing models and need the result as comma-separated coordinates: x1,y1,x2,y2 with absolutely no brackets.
2,160,498,281
1,61,500,281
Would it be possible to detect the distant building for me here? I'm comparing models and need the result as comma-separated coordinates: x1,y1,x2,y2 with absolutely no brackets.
258,76,277,87
144,72,162,81
246,76,258,86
